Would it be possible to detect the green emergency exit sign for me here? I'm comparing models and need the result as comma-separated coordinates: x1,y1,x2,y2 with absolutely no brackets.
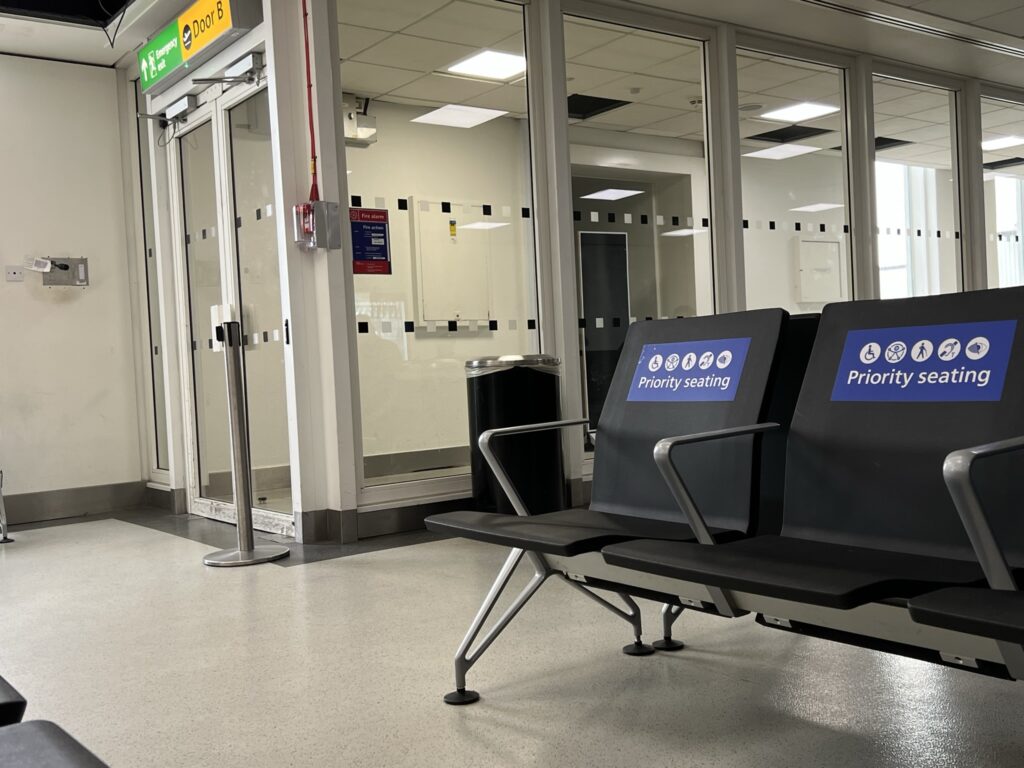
138,21,182,91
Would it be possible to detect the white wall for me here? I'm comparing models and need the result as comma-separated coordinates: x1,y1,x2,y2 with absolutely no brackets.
0,55,141,495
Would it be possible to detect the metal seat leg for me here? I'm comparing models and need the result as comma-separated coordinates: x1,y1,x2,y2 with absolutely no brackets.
560,577,655,656
0,471,11,544
445,548,550,705
653,603,685,651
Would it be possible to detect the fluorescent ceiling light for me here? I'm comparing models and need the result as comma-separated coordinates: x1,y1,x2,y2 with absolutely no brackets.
447,50,526,81
412,105,507,128
790,203,843,212
580,188,644,201
743,144,821,160
461,222,510,230
760,102,839,122
981,136,1024,151
661,228,708,237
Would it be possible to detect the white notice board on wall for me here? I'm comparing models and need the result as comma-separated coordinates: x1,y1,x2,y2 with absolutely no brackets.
410,198,496,323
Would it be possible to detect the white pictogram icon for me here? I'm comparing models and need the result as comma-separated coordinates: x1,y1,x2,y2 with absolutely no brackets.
648,354,664,372
681,352,697,370
885,341,907,363
716,350,733,369
860,342,881,364
965,337,990,361
665,353,681,371
937,338,961,361
911,340,933,362
698,351,715,370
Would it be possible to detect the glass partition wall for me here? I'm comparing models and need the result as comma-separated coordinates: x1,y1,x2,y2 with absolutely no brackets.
340,0,540,486
981,97,1024,289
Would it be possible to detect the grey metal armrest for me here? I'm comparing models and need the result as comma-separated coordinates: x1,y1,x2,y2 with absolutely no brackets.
480,419,590,517
943,435,1024,591
653,423,781,545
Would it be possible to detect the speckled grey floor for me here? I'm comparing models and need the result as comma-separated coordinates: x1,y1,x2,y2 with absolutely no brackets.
1,518,1022,767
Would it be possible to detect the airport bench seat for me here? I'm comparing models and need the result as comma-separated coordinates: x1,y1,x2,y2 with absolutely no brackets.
0,675,26,727
426,508,742,556
909,588,1024,644
0,721,107,767
603,535,986,609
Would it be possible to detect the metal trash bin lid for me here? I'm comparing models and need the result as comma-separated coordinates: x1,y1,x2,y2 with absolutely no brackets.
466,354,560,376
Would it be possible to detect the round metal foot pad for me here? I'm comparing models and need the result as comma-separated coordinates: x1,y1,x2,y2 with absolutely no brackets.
622,641,656,656
0,537,12,544
444,689,480,705
204,544,290,567
653,638,686,651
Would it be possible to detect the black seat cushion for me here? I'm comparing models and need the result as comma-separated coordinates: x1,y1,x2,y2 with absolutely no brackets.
0,721,107,767
602,535,986,609
0,675,26,727
426,508,741,557
909,587,1024,643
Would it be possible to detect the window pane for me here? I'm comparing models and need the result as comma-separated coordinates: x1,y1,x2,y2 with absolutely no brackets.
340,0,540,485
564,16,712,429
981,97,1024,288
134,80,169,470
873,76,961,298
739,50,851,313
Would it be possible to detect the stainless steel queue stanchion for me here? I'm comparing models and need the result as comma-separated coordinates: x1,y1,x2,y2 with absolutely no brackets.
204,320,289,567
0,470,12,544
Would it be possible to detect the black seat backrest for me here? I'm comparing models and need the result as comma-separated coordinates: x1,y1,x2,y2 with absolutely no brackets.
782,286,1024,564
590,309,817,534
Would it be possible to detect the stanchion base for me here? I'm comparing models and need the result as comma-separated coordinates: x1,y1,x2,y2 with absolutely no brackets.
0,537,12,544
653,638,686,651
622,641,656,656
443,689,480,705
204,544,290,567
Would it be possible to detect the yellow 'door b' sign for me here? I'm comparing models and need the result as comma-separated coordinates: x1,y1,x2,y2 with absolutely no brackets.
179,0,232,60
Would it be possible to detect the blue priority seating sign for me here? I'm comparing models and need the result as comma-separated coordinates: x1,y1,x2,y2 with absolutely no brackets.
628,338,751,402
831,320,1017,402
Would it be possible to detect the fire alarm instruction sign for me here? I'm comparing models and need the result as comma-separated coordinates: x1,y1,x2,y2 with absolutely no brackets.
351,209,391,275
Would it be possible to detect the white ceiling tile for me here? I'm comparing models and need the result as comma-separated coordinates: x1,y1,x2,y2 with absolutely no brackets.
584,73,682,103
492,31,525,56
586,103,681,128
389,73,499,102
737,61,820,93
640,86,704,110
903,105,953,124
874,116,933,135
565,63,624,93
401,1,522,47
874,88,950,116
563,20,623,58
571,33,694,71
641,50,703,81
340,25,391,59
762,72,843,102
911,0,1022,22
895,124,955,142
337,0,449,32
636,112,705,136
462,84,528,113
975,6,1024,35
983,107,1024,128
341,61,422,97
872,82,921,104
353,34,476,72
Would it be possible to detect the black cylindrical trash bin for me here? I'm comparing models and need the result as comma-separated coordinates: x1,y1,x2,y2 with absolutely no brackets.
466,355,566,515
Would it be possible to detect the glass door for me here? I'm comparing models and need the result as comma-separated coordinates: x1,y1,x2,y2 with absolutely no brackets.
174,84,292,532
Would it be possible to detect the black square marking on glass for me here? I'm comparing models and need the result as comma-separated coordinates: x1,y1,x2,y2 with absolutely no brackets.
202,229,208,239
795,223,801,232
955,231,961,239
448,320,458,332
404,321,414,333
612,317,621,327
844,224,850,234
743,220,749,229
937,230,942,239
441,202,451,213
640,214,648,225
208,339,213,349
527,319,536,330
235,217,242,229
488,320,498,331
398,198,408,211
574,210,582,221
263,331,269,343
351,196,361,208
482,204,492,216
819,224,826,233
256,208,262,221
185,233,191,245
672,216,680,226
357,321,369,334
702,217,709,227
645,316,653,321
578,318,586,329
607,212,616,223
522,207,530,218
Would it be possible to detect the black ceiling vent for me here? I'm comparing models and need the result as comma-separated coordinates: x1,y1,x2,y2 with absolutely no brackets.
745,125,832,143
568,94,631,120
0,0,132,26
875,136,913,151
984,157,1024,170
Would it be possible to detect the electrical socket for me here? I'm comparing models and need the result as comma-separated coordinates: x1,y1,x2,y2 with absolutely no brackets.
5,266,24,283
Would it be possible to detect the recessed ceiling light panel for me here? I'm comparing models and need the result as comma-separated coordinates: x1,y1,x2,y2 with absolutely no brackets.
790,203,844,212
760,102,839,122
412,105,508,128
580,189,644,201
982,136,1024,151
743,144,821,160
447,50,527,81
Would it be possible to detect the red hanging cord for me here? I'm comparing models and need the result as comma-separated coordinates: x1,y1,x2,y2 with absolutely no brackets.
301,0,319,202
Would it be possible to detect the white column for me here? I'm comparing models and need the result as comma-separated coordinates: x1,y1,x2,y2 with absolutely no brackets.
956,78,987,292
847,55,880,300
